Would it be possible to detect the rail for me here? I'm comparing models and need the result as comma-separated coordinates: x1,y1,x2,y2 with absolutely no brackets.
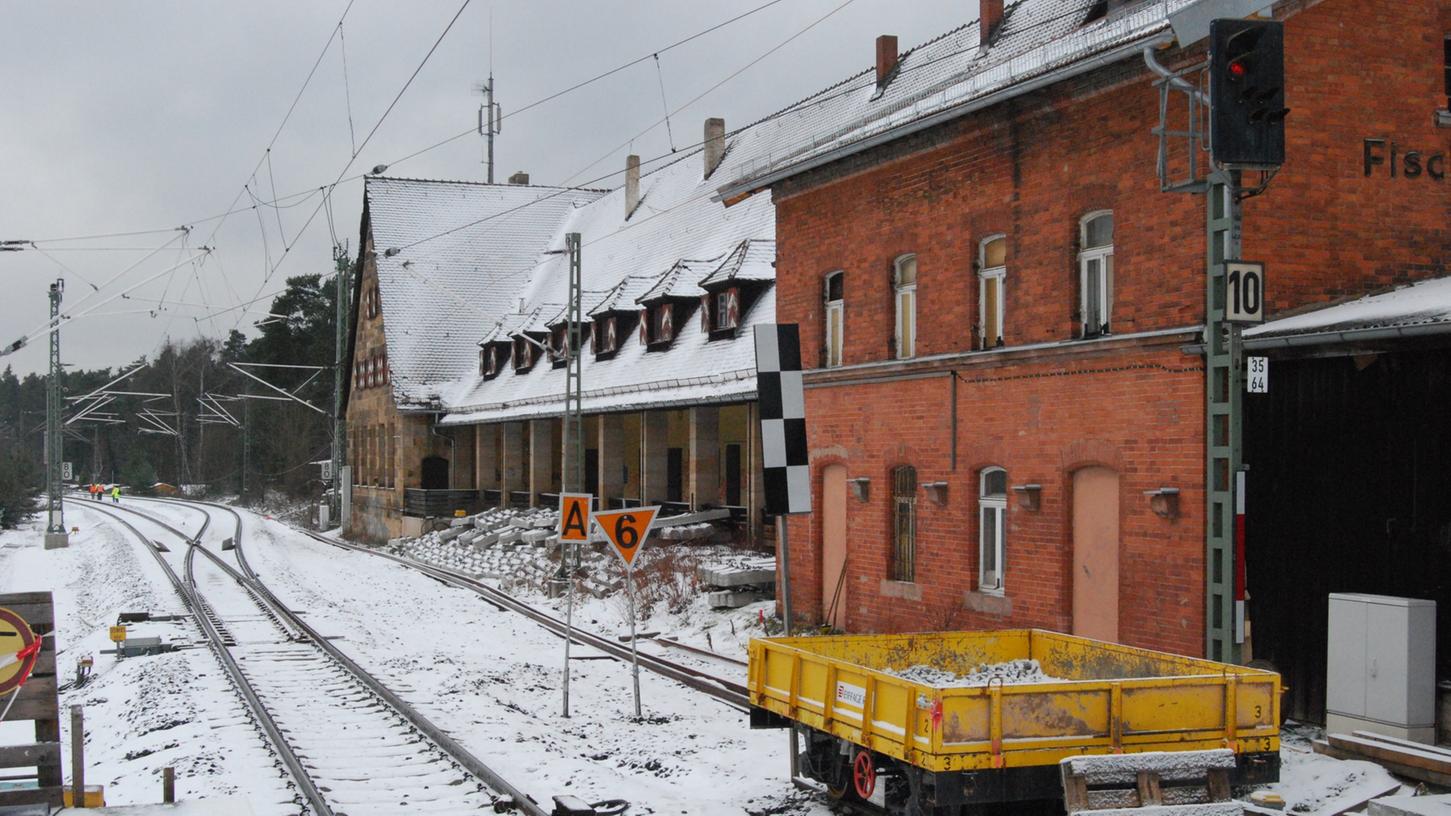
94,497,550,816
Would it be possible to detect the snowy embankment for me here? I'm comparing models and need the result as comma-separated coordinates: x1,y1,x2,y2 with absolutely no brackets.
233,508,826,815
0,506,295,813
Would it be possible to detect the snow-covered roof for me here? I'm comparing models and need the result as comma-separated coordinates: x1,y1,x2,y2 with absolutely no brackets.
720,0,1191,197
699,239,776,288
1245,275,1451,342
365,177,605,407
435,130,777,425
638,257,721,304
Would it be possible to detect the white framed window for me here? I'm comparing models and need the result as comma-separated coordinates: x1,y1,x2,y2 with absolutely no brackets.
1079,211,1114,337
979,236,1006,348
893,254,917,359
979,467,1007,593
824,271,844,367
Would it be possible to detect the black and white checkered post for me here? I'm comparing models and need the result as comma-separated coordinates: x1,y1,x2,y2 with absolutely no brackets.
753,324,811,516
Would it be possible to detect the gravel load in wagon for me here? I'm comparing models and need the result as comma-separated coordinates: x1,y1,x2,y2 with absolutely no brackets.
747,629,1282,811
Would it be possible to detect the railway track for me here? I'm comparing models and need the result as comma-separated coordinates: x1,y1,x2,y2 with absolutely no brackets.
132,495,751,711
80,498,547,816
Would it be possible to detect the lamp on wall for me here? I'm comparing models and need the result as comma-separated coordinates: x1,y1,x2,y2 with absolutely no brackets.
849,477,870,501
922,481,949,505
1144,487,1180,519
1012,483,1042,511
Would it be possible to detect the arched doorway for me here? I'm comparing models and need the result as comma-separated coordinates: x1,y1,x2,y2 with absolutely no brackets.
1072,466,1120,641
421,456,449,490
821,464,848,630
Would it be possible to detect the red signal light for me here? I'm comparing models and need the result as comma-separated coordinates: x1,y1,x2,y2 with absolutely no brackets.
1228,60,1247,79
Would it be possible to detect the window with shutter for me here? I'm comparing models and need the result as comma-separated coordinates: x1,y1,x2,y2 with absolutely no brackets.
979,467,1007,593
1078,212,1114,337
979,236,1007,348
824,271,844,367
891,466,917,582
894,255,917,359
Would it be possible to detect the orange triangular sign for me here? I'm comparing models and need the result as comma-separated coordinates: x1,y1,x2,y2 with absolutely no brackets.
593,506,660,570
558,493,592,542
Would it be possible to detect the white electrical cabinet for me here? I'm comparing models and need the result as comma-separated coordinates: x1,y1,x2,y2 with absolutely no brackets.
1326,593,1436,743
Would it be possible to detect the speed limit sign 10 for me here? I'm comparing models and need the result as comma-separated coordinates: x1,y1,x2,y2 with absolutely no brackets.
1225,261,1266,324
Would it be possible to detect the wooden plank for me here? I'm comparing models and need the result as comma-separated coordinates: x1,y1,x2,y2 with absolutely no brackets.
0,602,55,629
0,592,56,606
1207,768,1231,802
1082,804,1242,816
1349,731,1451,759
1063,772,1090,813
1137,770,1163,806
4,675,59,722
0,742,61,768
0,786,65,807
1315,739,1451,788
1328,734,1451,775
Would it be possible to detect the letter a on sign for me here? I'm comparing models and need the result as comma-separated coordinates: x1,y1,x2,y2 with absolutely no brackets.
594,506,661,570
558,493,592,542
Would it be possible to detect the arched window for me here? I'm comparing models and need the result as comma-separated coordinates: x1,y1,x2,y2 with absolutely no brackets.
979,236,1006,348
824,271,844,367
893,254,917,359
891,465,917,582
979,467,1007,593
1079,211,1114,337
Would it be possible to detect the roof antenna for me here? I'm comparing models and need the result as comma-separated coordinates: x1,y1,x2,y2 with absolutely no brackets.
474,5,501,183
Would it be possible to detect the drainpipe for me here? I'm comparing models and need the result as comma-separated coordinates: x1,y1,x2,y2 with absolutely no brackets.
1142,43,1203,101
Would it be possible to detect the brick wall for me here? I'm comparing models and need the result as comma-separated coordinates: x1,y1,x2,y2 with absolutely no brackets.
772,0,1451,656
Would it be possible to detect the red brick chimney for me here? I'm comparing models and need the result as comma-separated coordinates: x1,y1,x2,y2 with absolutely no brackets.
980,0,1004,48
875,35,899,87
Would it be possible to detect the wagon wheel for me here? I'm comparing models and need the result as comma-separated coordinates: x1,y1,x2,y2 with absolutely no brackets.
852,749,877,800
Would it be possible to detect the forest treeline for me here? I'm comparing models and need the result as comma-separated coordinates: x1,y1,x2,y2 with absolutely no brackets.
0,273,341,527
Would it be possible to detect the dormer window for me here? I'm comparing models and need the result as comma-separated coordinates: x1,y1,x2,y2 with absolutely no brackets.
702,287,740,338
549,325,567,367
644,304,674,347
481,345,503,379
592,316,618,355
512,336,537,372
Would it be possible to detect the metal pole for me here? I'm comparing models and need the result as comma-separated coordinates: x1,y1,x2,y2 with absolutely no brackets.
1204,168,1244,664
485,74,495,184
560,232,583,719
333,245,350,525
628,572,642,719
777,516,798,780
69,705,84,806
46,279,65,534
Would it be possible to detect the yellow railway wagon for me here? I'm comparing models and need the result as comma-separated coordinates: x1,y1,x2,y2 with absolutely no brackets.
748,629,1281,814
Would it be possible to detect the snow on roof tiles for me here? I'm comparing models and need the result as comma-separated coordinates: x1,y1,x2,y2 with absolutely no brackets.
437,136,776,423
699,239,776,288
1245,275,1451,339
721,0,1193,195
366,177,604,407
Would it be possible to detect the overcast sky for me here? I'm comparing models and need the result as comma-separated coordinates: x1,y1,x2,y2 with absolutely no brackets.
0,0,970,376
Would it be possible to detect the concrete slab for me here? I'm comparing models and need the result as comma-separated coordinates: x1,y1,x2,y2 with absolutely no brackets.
56,797,255,815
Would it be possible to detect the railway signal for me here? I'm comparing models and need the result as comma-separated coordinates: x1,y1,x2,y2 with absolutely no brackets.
593,506,661,718
558,492,593,719
1210,18,1289,169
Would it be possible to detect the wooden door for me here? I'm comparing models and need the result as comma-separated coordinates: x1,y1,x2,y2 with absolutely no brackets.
822,464,849,630
1072,466,1120,641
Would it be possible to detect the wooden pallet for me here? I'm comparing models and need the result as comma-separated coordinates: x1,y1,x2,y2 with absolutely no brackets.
1060,749,1243,816
1313,731,1451,788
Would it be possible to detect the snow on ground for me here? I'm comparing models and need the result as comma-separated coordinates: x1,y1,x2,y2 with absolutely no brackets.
6,497,1424,815
1266,723,1409,815
0,505,295,813
230,507,827,815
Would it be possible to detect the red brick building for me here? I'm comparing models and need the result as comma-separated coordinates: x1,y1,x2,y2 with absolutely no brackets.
718,0,1451,671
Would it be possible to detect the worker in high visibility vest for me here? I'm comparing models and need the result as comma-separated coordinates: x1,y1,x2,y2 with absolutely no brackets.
110,486,120,504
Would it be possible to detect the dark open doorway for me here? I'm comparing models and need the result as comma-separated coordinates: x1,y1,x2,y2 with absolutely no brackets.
421,456,449,490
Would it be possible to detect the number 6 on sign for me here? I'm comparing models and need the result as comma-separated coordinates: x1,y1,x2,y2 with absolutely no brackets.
593,506,660,571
